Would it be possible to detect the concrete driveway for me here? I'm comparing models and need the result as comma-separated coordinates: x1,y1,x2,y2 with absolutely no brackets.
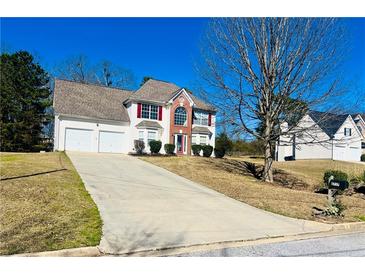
67,152,331,255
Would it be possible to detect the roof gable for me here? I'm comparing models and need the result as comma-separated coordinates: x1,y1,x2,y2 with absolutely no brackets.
127,79,216,111
308,111,349,138
169,88,194,106
53,79,132,122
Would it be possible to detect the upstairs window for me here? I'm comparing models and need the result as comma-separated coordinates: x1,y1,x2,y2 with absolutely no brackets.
174,107,187,126
193,111,209,126
140,104,159,120
344,128,352,137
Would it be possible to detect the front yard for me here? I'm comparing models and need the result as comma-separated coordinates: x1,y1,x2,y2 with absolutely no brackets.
140,156,365,223
0,152,102,255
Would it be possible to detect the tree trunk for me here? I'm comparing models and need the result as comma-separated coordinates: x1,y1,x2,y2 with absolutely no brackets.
263,140,274,182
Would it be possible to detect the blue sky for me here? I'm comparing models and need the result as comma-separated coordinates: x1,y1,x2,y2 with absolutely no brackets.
1,17,364,104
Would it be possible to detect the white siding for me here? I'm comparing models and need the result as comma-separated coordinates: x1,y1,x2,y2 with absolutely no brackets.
332,116,362,161
293,115,332,160
128,102,170,153
56,115,130,153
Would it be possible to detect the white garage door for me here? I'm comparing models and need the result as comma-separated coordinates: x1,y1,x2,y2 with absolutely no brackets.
99,131,125,153
65,128,93,152
334,145,360,161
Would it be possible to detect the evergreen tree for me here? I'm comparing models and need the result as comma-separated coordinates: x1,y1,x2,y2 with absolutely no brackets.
0,51,52,152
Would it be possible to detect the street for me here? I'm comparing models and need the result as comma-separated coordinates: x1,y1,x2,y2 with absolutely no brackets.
177,232,365,257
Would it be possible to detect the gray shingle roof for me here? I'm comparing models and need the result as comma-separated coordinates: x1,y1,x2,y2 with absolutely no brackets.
308,111,349,138
352,113,365,122
128,79,216,112
192,126,212,135
53,79,132,122
135,120,162,129
129,79,180,102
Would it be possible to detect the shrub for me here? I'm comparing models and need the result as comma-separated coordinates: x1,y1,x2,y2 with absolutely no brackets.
323,170,348,185
202,145,213,157
149,140,162,154
215,133,233,153
191,144,202,156
134,140,145,155
323,200,346,217
164,144,175,155
361,154,365,162
214,147,225,158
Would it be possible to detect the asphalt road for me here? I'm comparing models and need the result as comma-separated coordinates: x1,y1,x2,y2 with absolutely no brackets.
177,232,365,257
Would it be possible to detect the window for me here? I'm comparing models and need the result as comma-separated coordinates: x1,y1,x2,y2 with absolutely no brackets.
174,107,187,126
150,105,158,120
200,135,207,145
141,104,150,119
344,128,352,137
138,131,144,141
193,111,209,126
147,131,157,146
192,135,197,145
362,142,365,149
141,104,158,120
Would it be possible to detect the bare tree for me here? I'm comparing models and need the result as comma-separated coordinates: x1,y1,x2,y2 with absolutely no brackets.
199,18,347,182
55,55,135,90
93,60,135,90
56,54,93,83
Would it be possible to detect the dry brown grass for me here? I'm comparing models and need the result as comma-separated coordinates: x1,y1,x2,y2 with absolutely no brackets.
0,152,102,255
230,156,365,189
140,156,365,223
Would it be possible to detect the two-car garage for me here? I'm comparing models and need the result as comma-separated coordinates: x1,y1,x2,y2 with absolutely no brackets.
55,116,130,154
64,128,126,153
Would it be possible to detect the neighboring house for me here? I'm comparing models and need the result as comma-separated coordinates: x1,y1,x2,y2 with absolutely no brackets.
53,78,216,155
352,113,365,153
276,111,363,162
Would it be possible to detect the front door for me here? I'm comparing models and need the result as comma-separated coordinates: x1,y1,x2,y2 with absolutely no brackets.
176,134,184,154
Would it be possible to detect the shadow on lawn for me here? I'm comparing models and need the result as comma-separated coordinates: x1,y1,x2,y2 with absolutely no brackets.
1,168,67,181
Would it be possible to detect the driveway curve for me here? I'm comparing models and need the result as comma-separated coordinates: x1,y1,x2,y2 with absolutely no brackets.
67,152,331,255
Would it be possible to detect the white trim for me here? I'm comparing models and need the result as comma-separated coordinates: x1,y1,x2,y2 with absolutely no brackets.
168,88,194,106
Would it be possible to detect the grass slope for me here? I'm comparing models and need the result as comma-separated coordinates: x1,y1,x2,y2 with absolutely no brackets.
140,156,365,223
0,152,102,255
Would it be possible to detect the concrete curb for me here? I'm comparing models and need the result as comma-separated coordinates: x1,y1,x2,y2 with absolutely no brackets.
11,246,100,257
8,222,365,257
331,221,365,231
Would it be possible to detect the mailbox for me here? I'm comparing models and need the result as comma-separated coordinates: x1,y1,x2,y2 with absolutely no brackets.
328,180,349,191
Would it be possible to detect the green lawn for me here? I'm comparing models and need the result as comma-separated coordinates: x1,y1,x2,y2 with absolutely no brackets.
0,152,102,255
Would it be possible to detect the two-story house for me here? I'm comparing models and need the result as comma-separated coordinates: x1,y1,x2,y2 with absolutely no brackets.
276,110,363,162
53,78,216,155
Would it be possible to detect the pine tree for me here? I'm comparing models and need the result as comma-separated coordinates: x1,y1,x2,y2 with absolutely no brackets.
0,51,52,152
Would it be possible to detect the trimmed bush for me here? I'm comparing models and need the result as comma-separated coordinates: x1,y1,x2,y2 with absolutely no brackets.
191,144,202,156
149,140,162,154
202,145,213,157
134,140,145,155
361,154,365,162
164,144,175,155
323,170,348,185
214,147,225,158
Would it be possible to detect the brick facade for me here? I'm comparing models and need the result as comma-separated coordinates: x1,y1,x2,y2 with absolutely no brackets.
169,93,193,155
